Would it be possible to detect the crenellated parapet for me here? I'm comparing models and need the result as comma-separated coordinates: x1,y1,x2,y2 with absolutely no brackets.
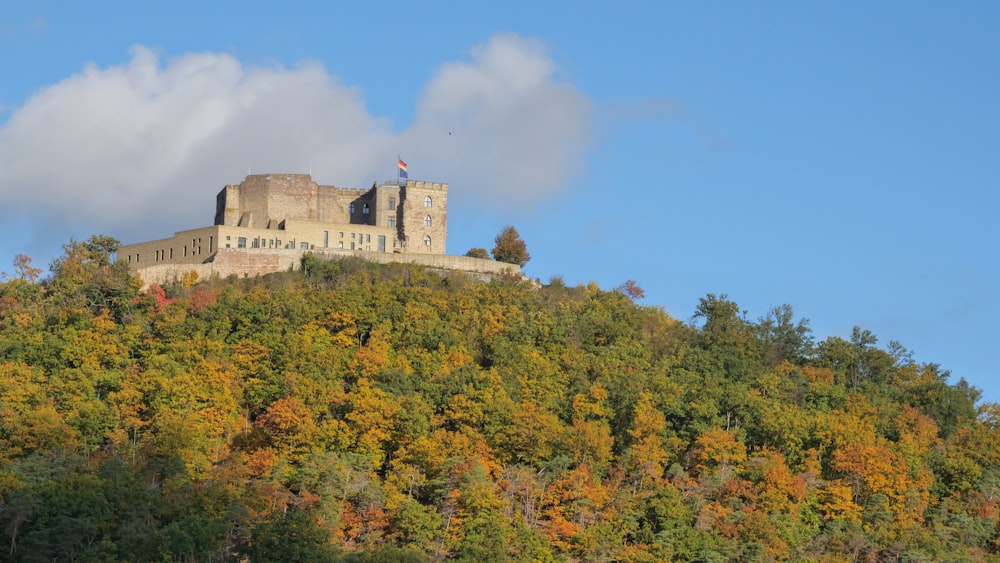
406,180,448,191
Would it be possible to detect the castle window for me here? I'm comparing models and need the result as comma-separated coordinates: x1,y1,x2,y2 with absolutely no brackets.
301,242,308,250
388,217,395,228
351,242,355,250
424,215,432,227
351,233,355,239
362,203,370,215
350,203,356,214
323,231,329,247
339,232,344,238
424,235,431,247
338,241,344,249
388,197,396,210
252,239,259,249
366,234,371,243
238,237,247,248
424,196,432,208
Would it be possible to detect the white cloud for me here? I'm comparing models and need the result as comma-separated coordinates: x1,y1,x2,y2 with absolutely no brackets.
0,35,590,248
407,34,591,206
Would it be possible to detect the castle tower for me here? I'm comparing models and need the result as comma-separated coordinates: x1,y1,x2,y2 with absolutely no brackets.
399,180,448,254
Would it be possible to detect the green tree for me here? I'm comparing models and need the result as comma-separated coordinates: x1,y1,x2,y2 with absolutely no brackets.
246,508,338,563
464,248,490,260
491,226,530,267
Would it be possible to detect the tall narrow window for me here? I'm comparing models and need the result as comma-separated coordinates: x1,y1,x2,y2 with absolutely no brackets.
388,197,396,210
424,215,432,227
350,203,356,214
424,196,432,208
362,203,370,215
424,235,431,247
388,217,395,228
323,231,329,247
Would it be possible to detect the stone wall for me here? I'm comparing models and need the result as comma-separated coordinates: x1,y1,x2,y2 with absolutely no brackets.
131,248,521,288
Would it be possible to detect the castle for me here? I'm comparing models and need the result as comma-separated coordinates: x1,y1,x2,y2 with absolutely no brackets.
119,174,519,285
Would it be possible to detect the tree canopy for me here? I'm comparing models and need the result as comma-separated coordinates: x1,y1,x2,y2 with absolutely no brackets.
0,238,995,561
491,225,530,267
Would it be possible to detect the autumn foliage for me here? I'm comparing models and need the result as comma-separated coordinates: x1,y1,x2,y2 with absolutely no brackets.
0,240,996,561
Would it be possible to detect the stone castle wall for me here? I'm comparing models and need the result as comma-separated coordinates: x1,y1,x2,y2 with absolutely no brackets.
132,248,520,287
120,174,498,286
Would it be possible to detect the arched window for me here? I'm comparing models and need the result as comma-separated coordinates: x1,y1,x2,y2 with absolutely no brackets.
349,203,356,214
362,203,370,215
424,235,431,247
424,215,432,227
424,196,432,208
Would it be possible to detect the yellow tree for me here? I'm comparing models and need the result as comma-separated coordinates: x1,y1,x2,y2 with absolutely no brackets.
345,378,399,469
688,428,747,477
564,383,615,474
625,390,682,490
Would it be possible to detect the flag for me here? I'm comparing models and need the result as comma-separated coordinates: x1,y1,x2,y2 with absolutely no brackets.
398,159,408,179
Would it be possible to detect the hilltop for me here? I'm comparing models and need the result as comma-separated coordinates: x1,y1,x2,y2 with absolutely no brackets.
0,235,996,561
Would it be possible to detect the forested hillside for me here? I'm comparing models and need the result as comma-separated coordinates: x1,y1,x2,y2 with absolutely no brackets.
0,236,996,562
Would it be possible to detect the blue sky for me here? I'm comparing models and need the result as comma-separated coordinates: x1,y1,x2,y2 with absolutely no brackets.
1,2,998,403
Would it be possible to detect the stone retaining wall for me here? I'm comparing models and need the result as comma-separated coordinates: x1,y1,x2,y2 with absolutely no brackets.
131,248,520,287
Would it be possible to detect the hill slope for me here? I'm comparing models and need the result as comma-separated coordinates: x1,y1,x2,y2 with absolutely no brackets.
0,236,996,561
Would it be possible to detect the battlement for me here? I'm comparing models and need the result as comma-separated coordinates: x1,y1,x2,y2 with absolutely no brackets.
406,180,448,191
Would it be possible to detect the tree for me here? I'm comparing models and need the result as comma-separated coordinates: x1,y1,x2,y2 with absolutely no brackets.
465,248,491,260
12,254,43,283
616,280,645,302
491,226,530,267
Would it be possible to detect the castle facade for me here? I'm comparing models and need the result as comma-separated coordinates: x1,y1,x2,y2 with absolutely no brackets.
119,174,449,269
118,173,521,285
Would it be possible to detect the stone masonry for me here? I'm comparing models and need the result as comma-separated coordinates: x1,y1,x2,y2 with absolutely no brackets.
118,174,519,286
